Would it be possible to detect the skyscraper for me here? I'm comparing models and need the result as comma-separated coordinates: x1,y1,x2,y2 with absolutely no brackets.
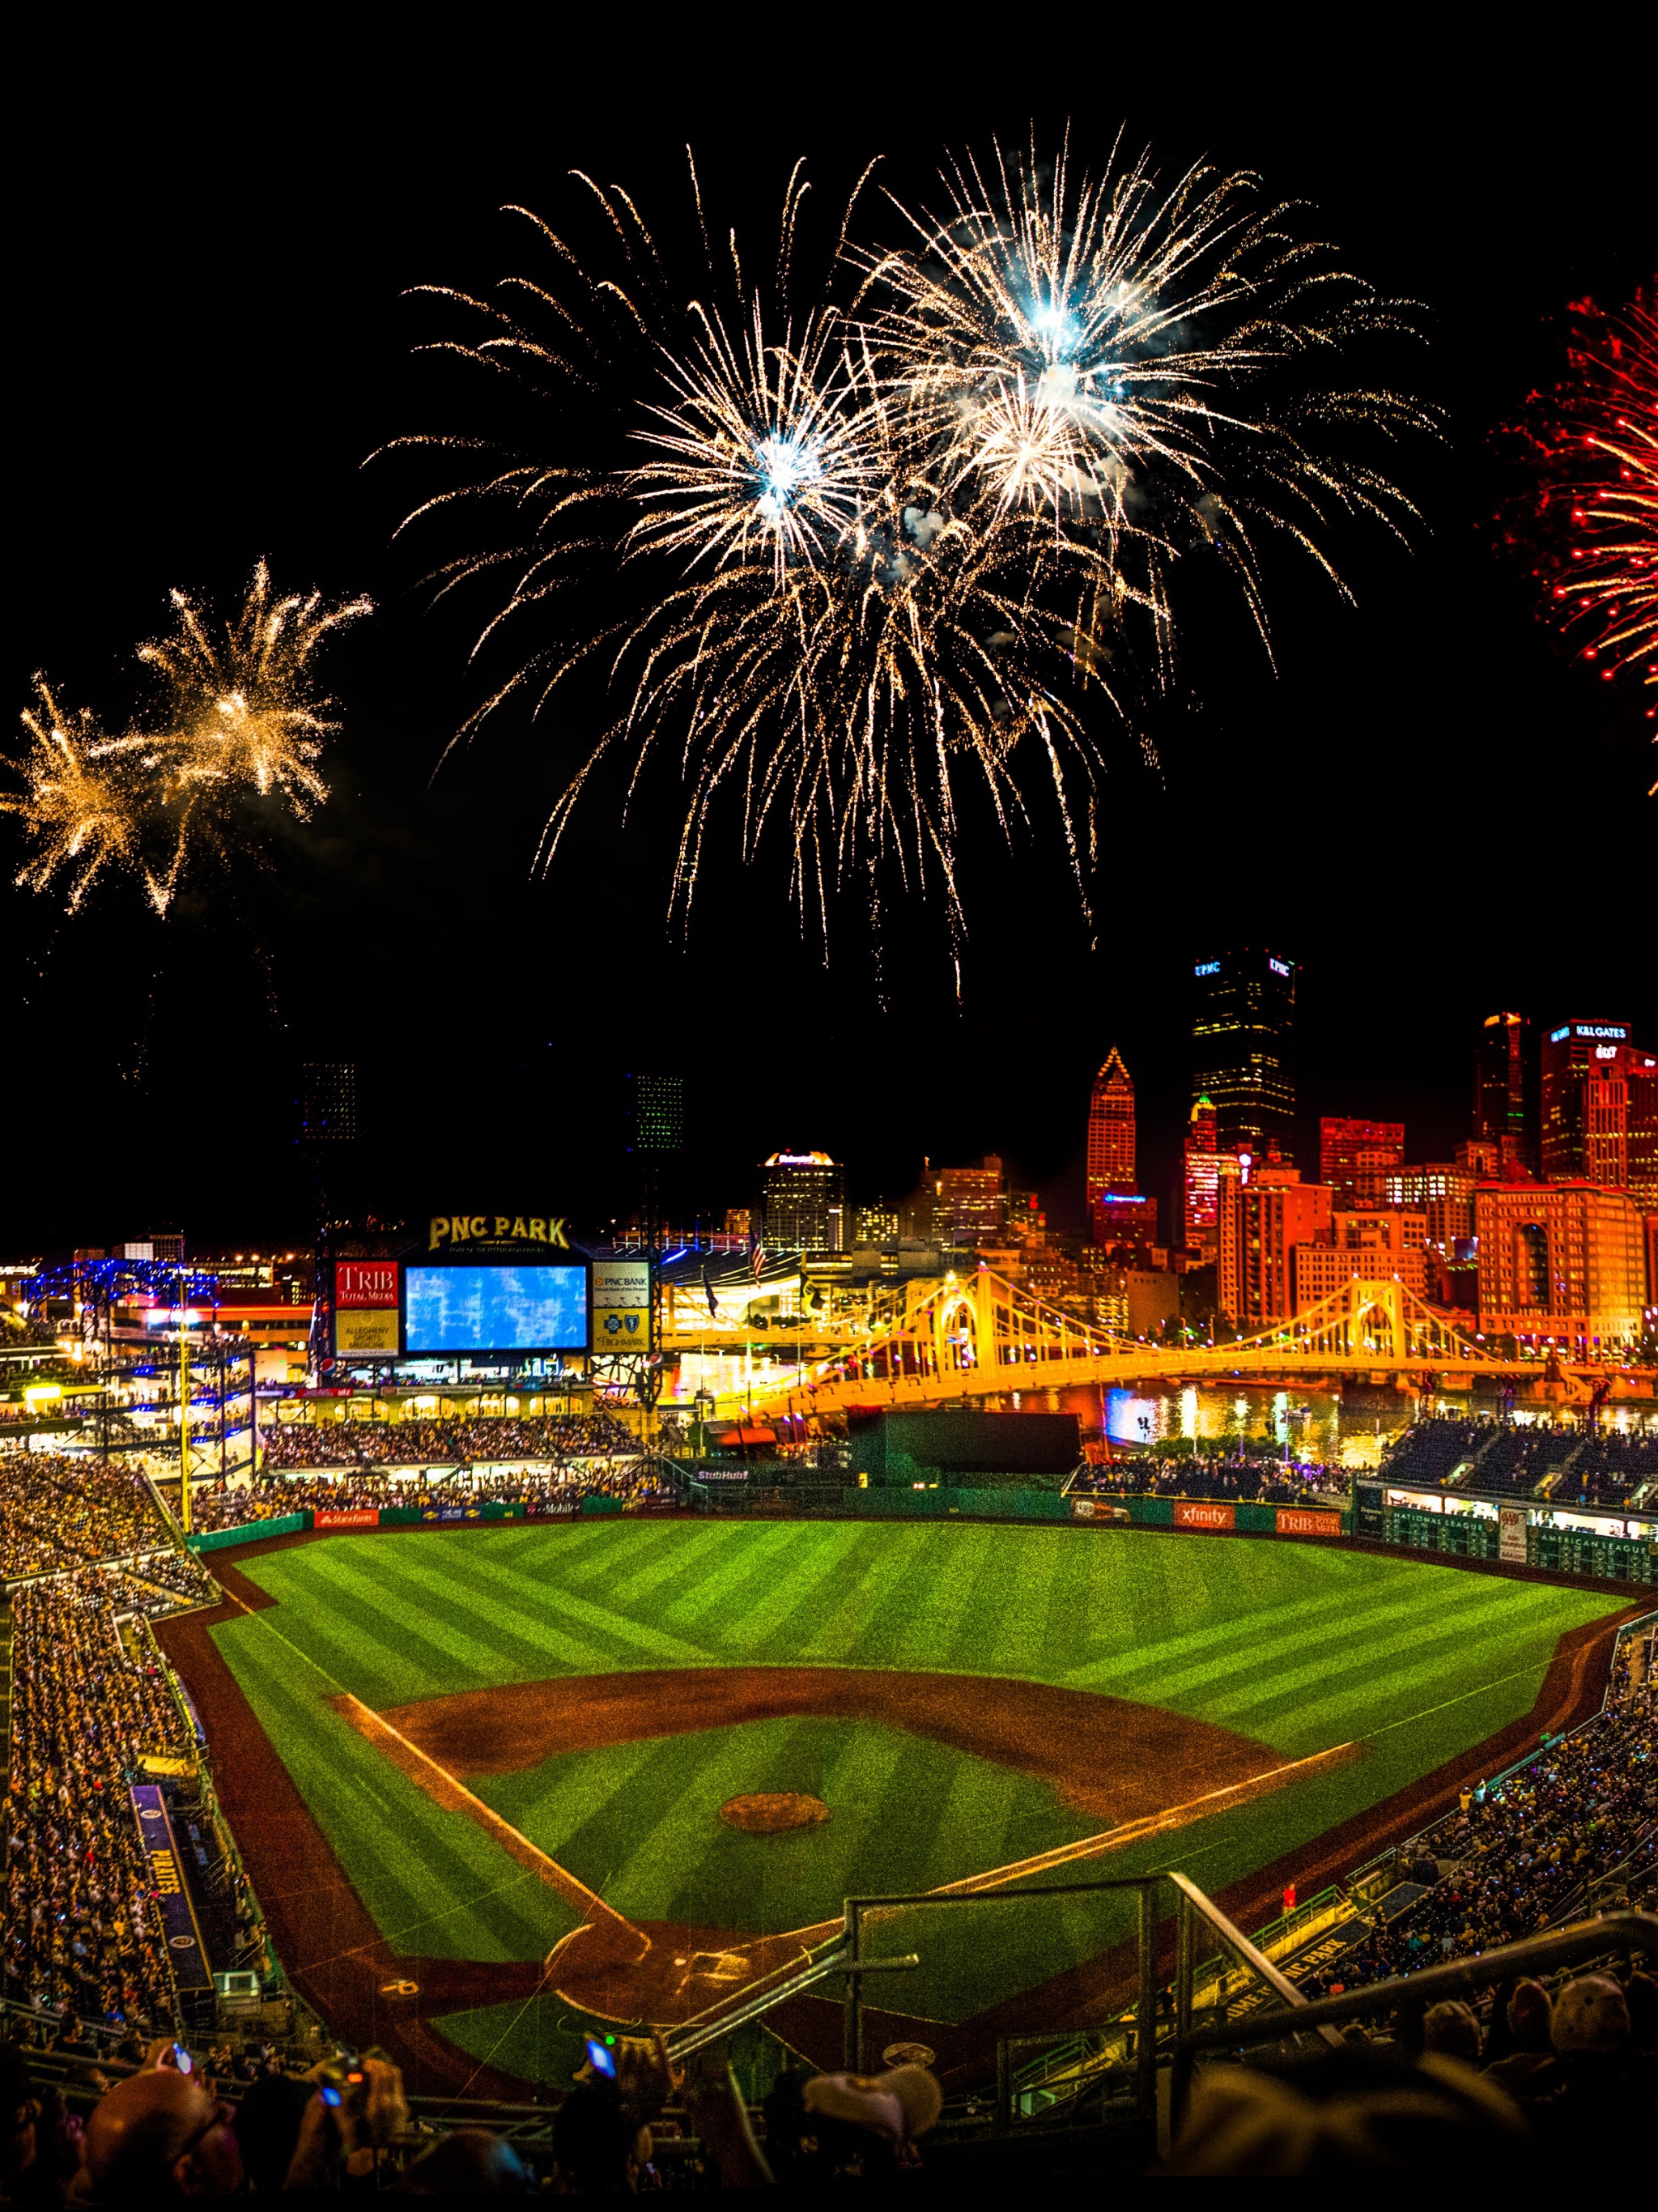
1540,1019,1635,1181
1473,1013,1537,1173
298,1063,356,1143
625,1071,685,1157
1319,1117,1405,1208
1183,1095,1231,1255
1192,951,1296,1162
1086,1048,1137,1208
760,1151,846,1252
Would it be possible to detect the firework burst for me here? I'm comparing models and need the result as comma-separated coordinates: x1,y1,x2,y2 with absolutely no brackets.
2,684,141,912
1496,282,1656,754
391,137,1434,949
6,564,369,913
858,133,1436,670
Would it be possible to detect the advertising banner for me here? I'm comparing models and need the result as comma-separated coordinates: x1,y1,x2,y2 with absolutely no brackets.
335,1262,400,1358
1275,1508,1342,1538
335,1310,400,1355
1499,1508,1528,1563
1174,1499,1236,1531
314,1508,378,1529
593,1257,651,1353
129,1785,212,1996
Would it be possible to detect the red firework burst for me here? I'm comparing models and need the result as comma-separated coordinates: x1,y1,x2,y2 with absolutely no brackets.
1494,281,1657,748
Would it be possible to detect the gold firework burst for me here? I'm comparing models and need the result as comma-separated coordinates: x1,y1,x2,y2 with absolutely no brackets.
2,683,141,912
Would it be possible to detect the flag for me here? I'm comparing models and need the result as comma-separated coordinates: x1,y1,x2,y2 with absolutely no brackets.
751,1241,765,1284
702,1264,719,1319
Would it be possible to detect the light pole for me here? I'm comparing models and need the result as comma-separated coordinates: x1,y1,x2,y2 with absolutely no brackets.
178,1266,192,1536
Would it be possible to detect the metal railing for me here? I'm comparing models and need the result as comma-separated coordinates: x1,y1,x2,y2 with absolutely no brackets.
1167,1908,1658,2127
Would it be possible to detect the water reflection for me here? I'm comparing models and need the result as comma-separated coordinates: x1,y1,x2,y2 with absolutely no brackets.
1010,1383,1408,1470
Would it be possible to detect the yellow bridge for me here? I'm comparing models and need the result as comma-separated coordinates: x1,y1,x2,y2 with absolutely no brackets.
706,1270,1630,1419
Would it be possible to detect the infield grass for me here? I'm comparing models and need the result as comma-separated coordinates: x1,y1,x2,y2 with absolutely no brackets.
213,1522,1622,2071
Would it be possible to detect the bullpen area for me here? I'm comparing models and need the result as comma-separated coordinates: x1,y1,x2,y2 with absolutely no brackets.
158,1520,1630,2092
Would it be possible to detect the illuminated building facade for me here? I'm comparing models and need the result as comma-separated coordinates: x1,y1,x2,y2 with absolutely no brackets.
1217,1167,1333,1330
1319,1117,1405,1208
852,1202,899,1246
1291,1209,1429,1307
933,1159,1007,1246
1537,1033,1658,1200
626,1071,685,1155
1474,1179,1644,1351
1473,1013,1537,1173
1540,1018,1631,1180
1381,1164,1476,1255
1086,1048,1137,1205
760,1151,846,1253
1183,1095,1232,1255
1091,1190,1158,1252
298,1062,356,1144
1192,949,1296,1160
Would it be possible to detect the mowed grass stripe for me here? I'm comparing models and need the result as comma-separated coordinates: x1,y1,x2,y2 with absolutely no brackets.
397,1538,712,1672
220,1611,581,1962
1114,1578,1555,1707
258,1543,600,1703
699,1524,875,1652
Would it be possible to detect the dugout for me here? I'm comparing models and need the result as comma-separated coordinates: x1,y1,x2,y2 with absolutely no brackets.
848,1409,1080,1489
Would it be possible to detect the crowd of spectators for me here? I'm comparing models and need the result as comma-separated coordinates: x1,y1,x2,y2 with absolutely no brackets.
4,1572,204,2038
184,1460,686,1533
1076,1453,1350,1507
0,1457,172,1582
257,1409,636,1474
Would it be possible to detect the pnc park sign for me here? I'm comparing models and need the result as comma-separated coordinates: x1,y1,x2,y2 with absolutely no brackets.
427,1214,571,1252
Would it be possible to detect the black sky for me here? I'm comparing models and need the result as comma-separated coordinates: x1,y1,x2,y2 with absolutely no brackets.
6,40,1653,1257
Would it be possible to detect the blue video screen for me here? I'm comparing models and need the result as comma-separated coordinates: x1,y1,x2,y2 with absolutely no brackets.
404,1264,588,1354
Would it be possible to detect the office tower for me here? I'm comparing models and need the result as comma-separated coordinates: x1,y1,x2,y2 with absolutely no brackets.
1473,1013,1537,1173
852,1201,899,1246
760,1151,846,1252
626,1071,685,1156
1541,1019,1635,1179
1319,1117,1405,1208
1293,1209,1430,1306
1183,1095,1231,1254
1192,951,1296,1161
1475,1179,1644,1351
1216,1165,1333,1329
933,1159,1007,1246
298,1063,356,1143
1382,1164,1476,1255
1086,1048,1137,1206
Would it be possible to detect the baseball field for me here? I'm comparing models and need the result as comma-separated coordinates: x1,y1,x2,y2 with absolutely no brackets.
172,1519,1629,2091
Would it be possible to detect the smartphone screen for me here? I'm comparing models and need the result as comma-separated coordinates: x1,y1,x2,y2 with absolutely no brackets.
168,2044,193,2076
585,2038,617,2079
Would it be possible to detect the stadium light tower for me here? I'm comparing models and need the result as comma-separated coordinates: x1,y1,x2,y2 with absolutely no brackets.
177,1262,192,1534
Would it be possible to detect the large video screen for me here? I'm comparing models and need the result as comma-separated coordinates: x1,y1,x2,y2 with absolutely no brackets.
403,1264,588,1355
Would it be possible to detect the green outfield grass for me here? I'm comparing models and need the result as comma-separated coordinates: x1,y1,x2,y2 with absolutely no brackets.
213,1522,1623,2081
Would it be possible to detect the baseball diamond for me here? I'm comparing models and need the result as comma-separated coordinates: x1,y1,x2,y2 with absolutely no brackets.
155,1517,1630,2094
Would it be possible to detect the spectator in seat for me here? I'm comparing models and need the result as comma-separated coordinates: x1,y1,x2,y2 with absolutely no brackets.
76,2067,243,2199
397,2125,528,2193
1529,1972,1654,2158
1421,2001,1482,2065
1482,1980,1555,2098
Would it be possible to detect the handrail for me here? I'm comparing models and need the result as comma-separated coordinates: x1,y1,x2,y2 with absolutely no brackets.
1168,1908,1658,2125
1167,1870,1342,2052
665,1949,920,2062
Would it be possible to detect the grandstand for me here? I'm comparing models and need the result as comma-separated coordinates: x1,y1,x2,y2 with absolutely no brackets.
1,1436,1653,2184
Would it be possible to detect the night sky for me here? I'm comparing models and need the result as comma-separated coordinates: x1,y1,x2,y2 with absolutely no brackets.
8,48,1653,1257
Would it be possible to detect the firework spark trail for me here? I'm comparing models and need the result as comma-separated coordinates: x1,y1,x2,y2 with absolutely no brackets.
6,564,370,913
389,135,1435,946
1498,283,1656,761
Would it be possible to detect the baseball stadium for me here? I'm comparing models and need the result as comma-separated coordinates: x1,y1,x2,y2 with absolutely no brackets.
4,1240,1656,2185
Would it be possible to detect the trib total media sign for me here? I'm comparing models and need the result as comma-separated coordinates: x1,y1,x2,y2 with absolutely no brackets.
335,1261,400,1355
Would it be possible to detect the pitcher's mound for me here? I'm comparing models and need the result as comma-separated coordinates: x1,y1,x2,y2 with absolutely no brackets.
721,1792,830,1834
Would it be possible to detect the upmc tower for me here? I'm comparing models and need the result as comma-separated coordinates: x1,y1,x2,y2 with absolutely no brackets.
1192,949,1297,1163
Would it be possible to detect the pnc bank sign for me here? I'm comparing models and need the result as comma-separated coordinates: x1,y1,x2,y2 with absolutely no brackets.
428,1214,571,1253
